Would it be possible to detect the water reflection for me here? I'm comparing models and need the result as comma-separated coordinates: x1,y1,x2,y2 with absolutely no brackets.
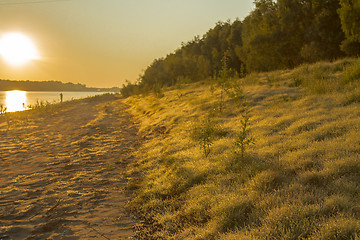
6,90,27,112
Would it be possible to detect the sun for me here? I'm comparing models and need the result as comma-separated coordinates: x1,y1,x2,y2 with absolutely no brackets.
0,32,39,66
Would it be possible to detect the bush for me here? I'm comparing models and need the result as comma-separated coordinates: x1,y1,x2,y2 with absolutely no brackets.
120,80,140,97
191,117,219,157
234,103,255,157
340,39,360,57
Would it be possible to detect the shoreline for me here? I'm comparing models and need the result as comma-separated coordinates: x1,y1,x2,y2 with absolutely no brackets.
0,94,141,239
0,92,115,114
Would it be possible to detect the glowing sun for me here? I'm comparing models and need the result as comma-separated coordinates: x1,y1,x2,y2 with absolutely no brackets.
0,32,39,66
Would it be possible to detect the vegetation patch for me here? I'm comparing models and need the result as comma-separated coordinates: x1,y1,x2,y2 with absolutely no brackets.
123,59,360,239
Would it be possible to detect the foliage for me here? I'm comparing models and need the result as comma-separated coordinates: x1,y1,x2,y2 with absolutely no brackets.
225,80,244,105
215,50,236,112
340,37,360,56
301,0,345,62
338,0,360,56
120,80,140,97
128,0,357,93
241,0,287,72
136,21,244,91
234,103,255,157
191,117,218,158
152,82,164,98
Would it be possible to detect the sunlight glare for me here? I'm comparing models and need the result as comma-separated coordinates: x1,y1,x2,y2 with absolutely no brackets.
0,33,39,66
6,90,27,112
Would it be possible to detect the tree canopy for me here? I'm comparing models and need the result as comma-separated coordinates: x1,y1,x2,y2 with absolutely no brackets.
124,0,359,94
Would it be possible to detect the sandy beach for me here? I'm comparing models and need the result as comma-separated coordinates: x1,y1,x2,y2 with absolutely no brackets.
0,95,141,239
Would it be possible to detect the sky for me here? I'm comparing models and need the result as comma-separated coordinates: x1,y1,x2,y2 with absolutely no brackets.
0,0,254,88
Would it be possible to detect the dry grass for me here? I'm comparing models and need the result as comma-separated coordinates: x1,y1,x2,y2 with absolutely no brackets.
124,58,360,239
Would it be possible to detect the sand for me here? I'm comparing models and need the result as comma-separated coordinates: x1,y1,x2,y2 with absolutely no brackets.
0,96,141,239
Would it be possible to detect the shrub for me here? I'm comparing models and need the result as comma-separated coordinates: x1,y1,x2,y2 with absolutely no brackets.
152,82,164,98
214,51,238,112
191,117,219,157
234,103,255,158
225,80,244,106
340,39,360,57
120,80,140,97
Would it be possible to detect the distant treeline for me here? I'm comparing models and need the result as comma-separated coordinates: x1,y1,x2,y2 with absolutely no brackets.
0,79,120,92
122,0,360,96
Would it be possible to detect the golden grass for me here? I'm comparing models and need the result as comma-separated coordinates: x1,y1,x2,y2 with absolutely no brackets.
124,58,360,239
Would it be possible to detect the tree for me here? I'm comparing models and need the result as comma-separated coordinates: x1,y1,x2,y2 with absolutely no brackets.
276,0,311,66
227,19,244,74
338,0,360,56
241,0,285,72
301,0,345,62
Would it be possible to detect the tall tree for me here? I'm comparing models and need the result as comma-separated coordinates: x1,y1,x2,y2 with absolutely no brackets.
241,0,284,72
226,19,244,74
276,0,311,66
338,0,360,56
301,0,345,62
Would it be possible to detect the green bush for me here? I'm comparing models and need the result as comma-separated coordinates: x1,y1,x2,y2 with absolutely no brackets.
191,117,219,157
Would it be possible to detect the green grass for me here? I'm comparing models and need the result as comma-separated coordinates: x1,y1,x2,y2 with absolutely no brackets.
123,58,360,239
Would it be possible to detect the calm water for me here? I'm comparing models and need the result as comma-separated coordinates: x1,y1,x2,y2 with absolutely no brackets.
0,91,107,112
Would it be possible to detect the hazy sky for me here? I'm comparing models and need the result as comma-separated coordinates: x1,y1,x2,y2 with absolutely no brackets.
0,0,254,88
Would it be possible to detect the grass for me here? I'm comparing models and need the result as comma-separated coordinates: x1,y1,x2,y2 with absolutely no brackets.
121,58,360,239
123,59,360,239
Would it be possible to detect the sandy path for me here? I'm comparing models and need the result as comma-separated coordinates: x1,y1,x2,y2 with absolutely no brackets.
0,97,141,239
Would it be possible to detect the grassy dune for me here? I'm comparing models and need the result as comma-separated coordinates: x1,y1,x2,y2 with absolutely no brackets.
124,58,360,239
